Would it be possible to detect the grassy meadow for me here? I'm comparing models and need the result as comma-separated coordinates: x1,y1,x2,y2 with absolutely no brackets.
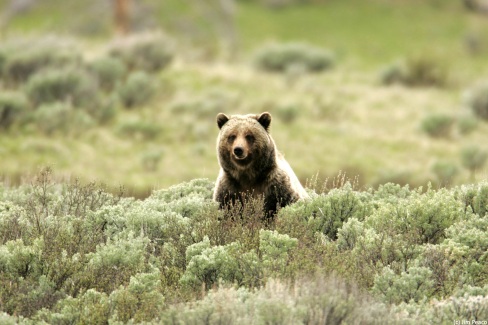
0,0,487,195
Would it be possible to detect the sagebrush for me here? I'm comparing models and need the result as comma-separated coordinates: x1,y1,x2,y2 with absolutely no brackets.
1,170,488,323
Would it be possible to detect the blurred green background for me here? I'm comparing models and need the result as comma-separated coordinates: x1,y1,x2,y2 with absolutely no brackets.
1,0,488,196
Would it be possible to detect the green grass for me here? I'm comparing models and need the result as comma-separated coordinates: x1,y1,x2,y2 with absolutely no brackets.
237,1,477,68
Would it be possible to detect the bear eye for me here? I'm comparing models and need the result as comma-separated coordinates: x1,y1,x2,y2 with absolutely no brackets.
245,134,255,143
227,135,236,143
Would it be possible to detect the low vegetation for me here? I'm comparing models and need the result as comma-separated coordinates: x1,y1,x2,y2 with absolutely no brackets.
253,42,335,74
380,56,449,88
0,169,487,323
465,81,488,121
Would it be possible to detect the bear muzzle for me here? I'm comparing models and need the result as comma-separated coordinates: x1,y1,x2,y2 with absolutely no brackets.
233,146,245,159
231,146,252,166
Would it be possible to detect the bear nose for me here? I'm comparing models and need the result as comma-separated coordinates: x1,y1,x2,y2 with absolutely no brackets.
233,147,244,158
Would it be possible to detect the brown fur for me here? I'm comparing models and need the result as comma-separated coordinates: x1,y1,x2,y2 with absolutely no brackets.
213,112,308,217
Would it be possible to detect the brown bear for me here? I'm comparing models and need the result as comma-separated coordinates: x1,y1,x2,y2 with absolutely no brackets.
213,112,308,217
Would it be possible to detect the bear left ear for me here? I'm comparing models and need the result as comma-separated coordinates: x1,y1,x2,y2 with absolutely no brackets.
257,112,272,132
217,113,229,129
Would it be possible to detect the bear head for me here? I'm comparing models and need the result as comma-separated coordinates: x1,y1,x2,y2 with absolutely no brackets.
216,112,275,180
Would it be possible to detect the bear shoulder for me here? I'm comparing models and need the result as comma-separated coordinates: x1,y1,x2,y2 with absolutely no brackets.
275,153,308,200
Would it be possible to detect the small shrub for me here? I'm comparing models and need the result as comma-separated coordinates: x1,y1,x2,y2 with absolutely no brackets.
373,182,412,203
163,276,391,324
37,289,110,324
464,81,488,120
379,61,406,85
403,55,448,87
0,238,64,317
368,186,462,246
473,183,488,217
0,238,43,279
34,102,94,135
259,229,297,277
431,160,459,186
181,231,297,290
0,313,22,324
275,102,301,124
460,145,488,179
25,67,99,108
109,268,164,323
438,213,488,288
337,218,364,251
417,244,464,297
117,71,155,108
455,182,488,217
458,115,478,135
421,113,454,138
0,91,30,129
254,42,334,73
1,37,81,85
109,33,173,72
277,183,371,240
90,94,118,124
117,118,162,140
180,238,245,289
170,89,237,118
84,232,149,293
429,295,488,322
88,56,127,92
141,148,164,172
380,56,448,87
150,178,214,203
373,265,435,304
345,186,465,287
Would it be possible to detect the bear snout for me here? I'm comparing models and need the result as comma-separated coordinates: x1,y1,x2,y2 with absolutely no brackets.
233,146,245,158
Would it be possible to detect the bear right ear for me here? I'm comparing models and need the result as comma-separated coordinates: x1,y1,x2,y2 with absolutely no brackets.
217,113,229,129
257,112,272,132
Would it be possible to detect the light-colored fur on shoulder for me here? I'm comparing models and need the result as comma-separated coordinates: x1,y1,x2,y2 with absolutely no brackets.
276,152,308,200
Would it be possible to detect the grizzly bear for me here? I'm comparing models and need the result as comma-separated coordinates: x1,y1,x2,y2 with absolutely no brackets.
213,112,308,217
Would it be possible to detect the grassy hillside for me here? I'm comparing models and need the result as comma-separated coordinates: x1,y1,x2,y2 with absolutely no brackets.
0,1,487,196
2,51,488,195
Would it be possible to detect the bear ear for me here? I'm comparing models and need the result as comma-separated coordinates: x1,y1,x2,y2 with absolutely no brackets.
217,113,229,129
257,112,272,131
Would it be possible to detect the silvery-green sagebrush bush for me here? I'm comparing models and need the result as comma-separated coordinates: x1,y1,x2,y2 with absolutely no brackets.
109,33,173,73
254,42,334,74
0,91,30,129
0,37,81,86
117,71,155,108
465,81,488,121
